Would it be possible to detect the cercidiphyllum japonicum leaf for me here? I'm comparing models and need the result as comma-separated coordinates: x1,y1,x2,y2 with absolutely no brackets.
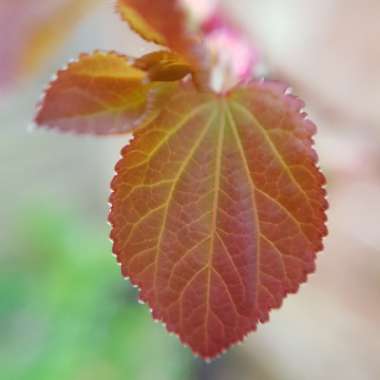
116,0,205,68
109,81,328,359
134,51,192,82
116,0,167,46
117,0,191,48
35,51,178,135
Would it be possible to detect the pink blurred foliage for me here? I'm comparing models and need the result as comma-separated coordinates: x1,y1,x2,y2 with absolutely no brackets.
0,0,94,91
182,0,259,91
0,0,35,88
0,0,57,87
202,11,258,84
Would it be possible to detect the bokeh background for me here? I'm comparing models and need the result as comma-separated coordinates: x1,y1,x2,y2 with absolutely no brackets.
1,1,380,379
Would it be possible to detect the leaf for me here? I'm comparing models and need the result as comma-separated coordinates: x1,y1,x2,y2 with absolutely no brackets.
134,51,192,82
0,0,99,89
109,81,328,359
35,51,177,135
116,0,201,65
116,1,166,45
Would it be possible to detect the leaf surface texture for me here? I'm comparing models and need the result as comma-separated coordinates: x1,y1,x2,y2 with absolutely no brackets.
109,82,327,358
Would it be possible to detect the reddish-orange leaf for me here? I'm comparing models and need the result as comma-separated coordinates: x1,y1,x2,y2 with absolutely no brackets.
35,51,177,135
109,81,328,359
0,0,99,88
116,0,202,66
116,1,166,46
134,51,192,82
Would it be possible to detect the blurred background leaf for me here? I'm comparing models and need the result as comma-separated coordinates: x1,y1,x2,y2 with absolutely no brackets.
0,0,101,89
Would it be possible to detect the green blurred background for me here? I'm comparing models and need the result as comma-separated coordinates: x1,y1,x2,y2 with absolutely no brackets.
1,203,193,380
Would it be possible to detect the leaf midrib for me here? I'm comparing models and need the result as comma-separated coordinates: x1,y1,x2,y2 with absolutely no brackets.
204,102,225,350
152,102,219,302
